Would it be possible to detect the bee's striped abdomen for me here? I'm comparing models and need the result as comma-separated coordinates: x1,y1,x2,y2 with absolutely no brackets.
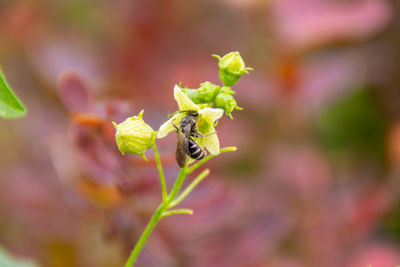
188,138,205,160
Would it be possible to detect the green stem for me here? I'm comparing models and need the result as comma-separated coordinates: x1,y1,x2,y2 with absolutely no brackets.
186,146,236,174
124,204,166,267
153,143,167,202
169,169,210,208
167,166,188,202
124,146,236,266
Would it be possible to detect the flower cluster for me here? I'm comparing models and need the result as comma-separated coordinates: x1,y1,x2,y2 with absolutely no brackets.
158,85,223,155
181,82,242,119
113,51,251,161
181,51,252,119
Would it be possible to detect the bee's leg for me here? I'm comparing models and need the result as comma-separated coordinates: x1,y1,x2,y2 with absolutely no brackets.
171,121,179,131
204,131,216,137
193,131,217,138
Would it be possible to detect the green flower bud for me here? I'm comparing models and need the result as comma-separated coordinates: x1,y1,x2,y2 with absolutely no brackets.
220,86,235,96
215,91,243,119
197,82,220,102
213,51,253,87
181,82,220,105
112,110,155,160
180,88,202,103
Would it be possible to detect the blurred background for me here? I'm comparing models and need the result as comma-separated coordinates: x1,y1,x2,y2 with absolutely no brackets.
0,0,400,266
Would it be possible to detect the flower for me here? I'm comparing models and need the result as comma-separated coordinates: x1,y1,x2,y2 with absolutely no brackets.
113,110,155,160
157,85,223,155
213,51,253,86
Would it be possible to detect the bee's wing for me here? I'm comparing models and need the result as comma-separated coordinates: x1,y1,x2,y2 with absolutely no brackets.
182,135,190,155
175,133,188,168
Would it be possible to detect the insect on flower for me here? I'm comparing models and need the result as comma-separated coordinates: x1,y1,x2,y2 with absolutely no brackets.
172,110,215,167
157,85,224,159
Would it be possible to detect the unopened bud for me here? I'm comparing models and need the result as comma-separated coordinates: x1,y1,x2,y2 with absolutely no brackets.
182,82,220,105
113,110,155,160
180,88,201,103
213,51,253,86
215,90,242,119
197,82,220,102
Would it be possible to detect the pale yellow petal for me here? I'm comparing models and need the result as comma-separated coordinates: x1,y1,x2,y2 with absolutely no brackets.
199,129,220,155
157,113,185,138
174,85,199,111
157,118,175,139
198,108,223,124
196,108,223,135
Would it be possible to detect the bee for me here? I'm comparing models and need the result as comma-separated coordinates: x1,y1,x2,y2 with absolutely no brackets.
172,111,210,167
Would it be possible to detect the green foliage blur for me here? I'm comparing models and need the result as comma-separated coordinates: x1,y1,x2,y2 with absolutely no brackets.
315,89,388,166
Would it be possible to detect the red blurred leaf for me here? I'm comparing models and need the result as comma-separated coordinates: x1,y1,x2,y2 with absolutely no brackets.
58,72,91,112
77,179,123,207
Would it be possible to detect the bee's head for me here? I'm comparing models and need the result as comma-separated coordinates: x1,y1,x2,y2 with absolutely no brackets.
186,110,199,118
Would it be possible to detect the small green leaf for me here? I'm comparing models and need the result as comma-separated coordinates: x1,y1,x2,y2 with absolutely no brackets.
0,67,26,118
161,209,193,218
